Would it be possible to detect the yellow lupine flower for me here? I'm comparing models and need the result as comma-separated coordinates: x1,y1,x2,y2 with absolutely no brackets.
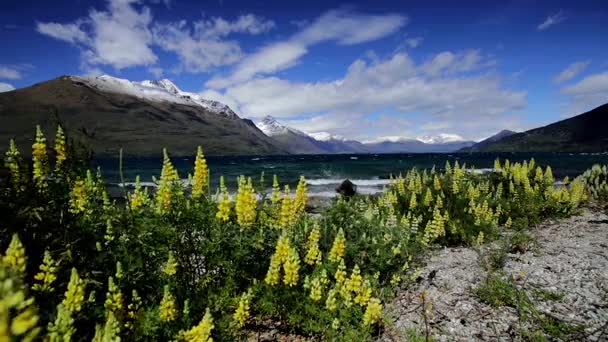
233,290,252,328
328,228,346,263
159,285,177,322
163,252,178,276
104,277,124,314
235,176,257,227
3,234,27,275
215,176,231,222
32,250,58,293
544,166,554,186
270,175,281,204
409,192,417,211
264,253,281,286
32,125,49,190
308,270,329,301
476,231,485,246
304,225,322,265
62,268,86,314
47,303,75,341
54,125,67,172
283,247,300,286
156,148,180,214
334,259,347,285
325,286,339,311
191,146,209,199
362,297,383,326
293,176,308,216
433,175,441,191
180,308,214,342
0,265,40,341
92,311,120,342
4,139,26,192
129,175,148,211
278,185,294,229
69,179,88,215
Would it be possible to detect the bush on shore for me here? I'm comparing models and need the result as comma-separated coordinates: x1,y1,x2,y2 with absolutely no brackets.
0,125,597,341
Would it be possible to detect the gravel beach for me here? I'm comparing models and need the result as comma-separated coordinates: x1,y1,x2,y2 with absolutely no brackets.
382,208,608,341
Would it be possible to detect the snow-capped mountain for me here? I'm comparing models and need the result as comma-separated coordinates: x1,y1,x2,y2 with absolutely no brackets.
255,117,474,154
256,116,309,137
308,132,346,142
417,133,466,144
0,75,285,156
71,75,238,118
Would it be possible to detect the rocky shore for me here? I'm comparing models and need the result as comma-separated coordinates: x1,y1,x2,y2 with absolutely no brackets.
382,208,608,341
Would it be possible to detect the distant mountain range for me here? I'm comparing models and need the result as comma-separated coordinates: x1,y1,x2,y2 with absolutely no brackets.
2,74,605,156
255,116,476,154
460,104,608,152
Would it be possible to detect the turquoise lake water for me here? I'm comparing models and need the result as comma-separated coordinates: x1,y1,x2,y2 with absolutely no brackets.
95,152,608,197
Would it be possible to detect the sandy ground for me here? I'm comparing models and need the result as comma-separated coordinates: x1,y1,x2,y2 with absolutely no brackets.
382,209,608,341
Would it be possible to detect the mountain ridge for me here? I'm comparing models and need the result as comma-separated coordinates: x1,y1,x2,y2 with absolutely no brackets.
459,104,608,152
0,75,285,156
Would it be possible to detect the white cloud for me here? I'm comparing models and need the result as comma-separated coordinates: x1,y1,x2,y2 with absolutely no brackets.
294,9,407,46
554,60,590,83
0,82,15,92
203,50,526,140
148,67,164,78
197,14,275,38
561,71,608,113
36,0,274,72
37,0,157,70
36,22,89,44
420,49,495,77
153,14,275,73
87,0,157,68
0,66,22,79
537,11,566,31
153,22,242,72
207,9,407,88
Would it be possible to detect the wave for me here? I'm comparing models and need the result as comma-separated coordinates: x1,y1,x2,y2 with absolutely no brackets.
306,178,391,186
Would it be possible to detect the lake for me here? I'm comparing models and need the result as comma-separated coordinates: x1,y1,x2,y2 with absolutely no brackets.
95,152,608,197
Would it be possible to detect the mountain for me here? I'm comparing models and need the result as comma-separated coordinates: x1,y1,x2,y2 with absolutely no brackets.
460,130,517,152
256,116,327,154
364,138,475,153
0,75,285,156
460,104,608,152
254,117,476,154
308,132,369,153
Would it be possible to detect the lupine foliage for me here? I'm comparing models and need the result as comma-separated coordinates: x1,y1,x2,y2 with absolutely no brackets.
0,125,603,340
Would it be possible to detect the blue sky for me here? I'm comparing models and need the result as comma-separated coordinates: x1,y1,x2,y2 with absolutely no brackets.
1,0,607,141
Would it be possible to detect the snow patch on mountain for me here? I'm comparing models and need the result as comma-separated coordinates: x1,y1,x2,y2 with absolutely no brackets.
362,136,419,144
256,116,308,137
71,75,238,118
308,132,347,142
417,133,466,144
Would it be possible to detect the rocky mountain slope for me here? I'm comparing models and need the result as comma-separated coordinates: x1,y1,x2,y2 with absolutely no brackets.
461,104,608,152
0,75,285,156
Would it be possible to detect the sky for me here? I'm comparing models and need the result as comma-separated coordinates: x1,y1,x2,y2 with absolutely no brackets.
1,0,607,142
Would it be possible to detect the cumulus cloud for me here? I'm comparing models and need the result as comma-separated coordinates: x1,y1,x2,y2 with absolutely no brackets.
0,82,15,92
0,66,23,79
36,0,274,72
37,0,156,69
554,60,590,83
36,22,89,44
202,50,526,140
206,9,407,88
537,11,566,31
561,71,608,113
